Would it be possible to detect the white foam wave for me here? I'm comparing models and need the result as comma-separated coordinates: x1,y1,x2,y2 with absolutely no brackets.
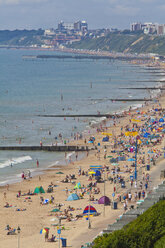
0,156,32,169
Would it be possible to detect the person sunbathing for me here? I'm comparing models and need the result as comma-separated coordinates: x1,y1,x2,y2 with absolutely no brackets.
4,202,10,208
48,234,56,242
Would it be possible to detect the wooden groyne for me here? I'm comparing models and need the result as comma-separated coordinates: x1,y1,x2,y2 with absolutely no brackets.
36,114,124,118
119,87,165,90
0,146,95,152
90,98,152,102
23,54,151,61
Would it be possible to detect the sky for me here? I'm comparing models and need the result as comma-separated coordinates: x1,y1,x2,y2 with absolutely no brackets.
0,0,165,30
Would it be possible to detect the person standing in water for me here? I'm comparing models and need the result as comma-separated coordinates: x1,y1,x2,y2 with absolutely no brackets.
36,159,39,168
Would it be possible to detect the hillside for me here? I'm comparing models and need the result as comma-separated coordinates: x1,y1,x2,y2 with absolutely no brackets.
69,33,165,55
92,200,165,248
0,29,44,46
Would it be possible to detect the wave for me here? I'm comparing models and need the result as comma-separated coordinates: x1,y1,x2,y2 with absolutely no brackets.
0,156,32,169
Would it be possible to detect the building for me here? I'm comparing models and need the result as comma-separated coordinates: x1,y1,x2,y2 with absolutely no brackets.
157,24,165,35
44,29,55,36
130,23,142,32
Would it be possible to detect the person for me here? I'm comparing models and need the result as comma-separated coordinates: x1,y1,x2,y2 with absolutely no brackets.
45,230,49,242
21,172,25,180
36,159,39,168
51,195,54,203
28,170,31,178
65,187,68,196
10,163,13,168
4,192,6,199
49,234,55,242
123,201,127,211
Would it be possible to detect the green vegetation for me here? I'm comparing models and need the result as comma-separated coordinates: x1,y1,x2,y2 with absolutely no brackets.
0,29,44,46
92,200,165,248
69,33,165,55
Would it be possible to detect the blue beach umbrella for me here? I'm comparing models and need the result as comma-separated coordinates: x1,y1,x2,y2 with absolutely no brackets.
159,118,164,123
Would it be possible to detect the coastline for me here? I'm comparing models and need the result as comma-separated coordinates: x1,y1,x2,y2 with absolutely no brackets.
1,57,165,248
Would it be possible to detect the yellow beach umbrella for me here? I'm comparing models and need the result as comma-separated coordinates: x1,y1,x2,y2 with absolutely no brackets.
101,132,112,136
88,171,96,175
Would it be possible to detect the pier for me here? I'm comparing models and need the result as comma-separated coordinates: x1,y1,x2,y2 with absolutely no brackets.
0,145,95,152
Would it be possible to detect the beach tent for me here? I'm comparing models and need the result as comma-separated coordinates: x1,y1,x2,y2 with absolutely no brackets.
34,186,45,194
127,158,135,162
143,132,150,138
39,186,45,193
95,170,101,177
51,208,60,212
67,193,79,201
83,205,97,215
102,136,109,142
74,182,81,189
118,156,126,161
110,158,118,163
98,196,111,205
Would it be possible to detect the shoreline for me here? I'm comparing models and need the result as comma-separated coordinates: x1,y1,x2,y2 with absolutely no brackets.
1,57,165,248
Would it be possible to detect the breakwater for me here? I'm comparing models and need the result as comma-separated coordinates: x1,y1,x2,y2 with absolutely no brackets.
0,145,94,152
22,54,151,61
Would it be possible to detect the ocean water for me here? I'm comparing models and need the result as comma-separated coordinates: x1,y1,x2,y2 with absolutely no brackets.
0,48,162,185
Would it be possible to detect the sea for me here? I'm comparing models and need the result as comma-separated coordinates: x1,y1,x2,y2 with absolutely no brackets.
0,48,163,185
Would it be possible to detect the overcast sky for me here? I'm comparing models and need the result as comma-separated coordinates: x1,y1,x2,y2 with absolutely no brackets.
0,0,165,30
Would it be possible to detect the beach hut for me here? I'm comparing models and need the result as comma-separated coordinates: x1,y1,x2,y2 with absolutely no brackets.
74,182,81,189
98,196,111,205
83,205,97,215
67,193,79,201
34,186,45,194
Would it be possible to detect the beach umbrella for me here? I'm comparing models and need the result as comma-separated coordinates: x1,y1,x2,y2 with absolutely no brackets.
88,171,96,175
83,205,97,215
40,228,49,234
102,132,112,136
159,118,164,122
56,172,64,174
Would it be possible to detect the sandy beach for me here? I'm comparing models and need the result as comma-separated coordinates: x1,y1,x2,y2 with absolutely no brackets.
1,69,165,248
